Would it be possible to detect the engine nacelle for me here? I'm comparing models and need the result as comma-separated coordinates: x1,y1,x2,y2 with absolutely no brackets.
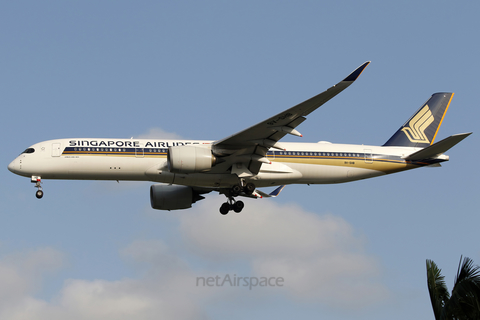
150,184,204,210
167,145,216,173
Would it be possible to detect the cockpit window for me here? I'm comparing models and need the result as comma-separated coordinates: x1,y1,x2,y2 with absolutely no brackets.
22,148,35,154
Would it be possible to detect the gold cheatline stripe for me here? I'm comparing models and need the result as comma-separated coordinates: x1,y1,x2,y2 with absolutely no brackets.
63,152,411,165
275,157,407,165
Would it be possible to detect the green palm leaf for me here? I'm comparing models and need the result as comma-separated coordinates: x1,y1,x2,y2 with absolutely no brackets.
426,257,480,320
427,259,450,320
449,256,480,320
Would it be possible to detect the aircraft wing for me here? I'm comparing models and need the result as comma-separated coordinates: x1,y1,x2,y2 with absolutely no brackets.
212,61,370,174
254,185,286,198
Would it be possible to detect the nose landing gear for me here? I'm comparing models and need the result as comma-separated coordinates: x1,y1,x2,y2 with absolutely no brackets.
36,189,44,199
31,176,43,199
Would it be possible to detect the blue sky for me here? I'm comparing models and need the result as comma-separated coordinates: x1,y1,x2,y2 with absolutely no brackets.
1,1,479,319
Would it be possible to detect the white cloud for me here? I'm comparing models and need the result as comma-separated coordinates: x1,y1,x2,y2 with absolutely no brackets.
0,248,64,306
0,200,388,319
0,242,207,320
179,197,389,308
0,248,64,319
135,127,183,140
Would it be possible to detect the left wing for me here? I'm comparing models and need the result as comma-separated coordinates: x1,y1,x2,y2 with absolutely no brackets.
212,61,370,175
254,185,286,198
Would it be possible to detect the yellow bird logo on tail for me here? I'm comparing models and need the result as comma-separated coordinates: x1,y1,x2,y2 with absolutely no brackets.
401,105,434,144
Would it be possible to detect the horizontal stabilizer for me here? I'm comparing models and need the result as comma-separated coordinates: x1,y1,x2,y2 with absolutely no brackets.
404,133,472,161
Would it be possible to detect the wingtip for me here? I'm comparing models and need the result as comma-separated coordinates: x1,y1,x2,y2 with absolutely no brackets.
454,132,473,137
269,185,286,197
343,61,371,82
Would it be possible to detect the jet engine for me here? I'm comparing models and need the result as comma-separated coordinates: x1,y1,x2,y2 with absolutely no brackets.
167,145,216,173
150,184,205,210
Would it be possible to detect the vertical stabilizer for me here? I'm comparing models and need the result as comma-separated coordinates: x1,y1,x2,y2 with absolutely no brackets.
383,93,454,147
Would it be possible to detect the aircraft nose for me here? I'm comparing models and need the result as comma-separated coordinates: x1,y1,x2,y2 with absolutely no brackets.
8,159,17,173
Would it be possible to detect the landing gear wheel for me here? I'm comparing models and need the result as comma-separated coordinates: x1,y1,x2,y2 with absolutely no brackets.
222,181,250,215
231,185,242,196
220,202,230,215
32,177,43,199
232,200,244,213
244,183,255,195
36,190,44,199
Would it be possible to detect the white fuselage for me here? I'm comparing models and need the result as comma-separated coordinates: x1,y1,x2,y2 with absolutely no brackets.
8,138,445,189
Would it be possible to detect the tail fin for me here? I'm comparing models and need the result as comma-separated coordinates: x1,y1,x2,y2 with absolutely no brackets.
383,93,454,147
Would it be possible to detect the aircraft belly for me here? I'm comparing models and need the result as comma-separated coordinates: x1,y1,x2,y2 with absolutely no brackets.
40,156,154,181
171,173,239,188
286,163,384,184
253,170,303,186
145,163,239,187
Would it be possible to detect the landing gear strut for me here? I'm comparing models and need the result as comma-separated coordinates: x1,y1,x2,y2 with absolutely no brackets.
219,181,255,215
32,176,43,199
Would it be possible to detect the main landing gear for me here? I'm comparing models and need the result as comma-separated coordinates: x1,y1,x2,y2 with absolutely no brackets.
219,182,255,215
220,198,244,215
32,176,43,199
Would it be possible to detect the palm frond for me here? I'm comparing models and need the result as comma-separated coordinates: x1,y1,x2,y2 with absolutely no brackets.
449,256,480,320
427,259,450,320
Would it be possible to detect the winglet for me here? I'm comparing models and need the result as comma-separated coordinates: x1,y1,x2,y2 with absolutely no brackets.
269,185,286,197
343,61,371,82
253,185,286,198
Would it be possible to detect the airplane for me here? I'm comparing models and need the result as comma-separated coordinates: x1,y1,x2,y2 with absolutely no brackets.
8,61,471,215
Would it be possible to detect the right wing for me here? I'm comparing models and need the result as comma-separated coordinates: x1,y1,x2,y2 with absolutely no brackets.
212,61,370,175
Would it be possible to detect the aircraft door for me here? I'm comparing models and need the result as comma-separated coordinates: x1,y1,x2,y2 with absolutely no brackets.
135,148,144,158
364,149,373,164
52,143,62,157
266,150,275,161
